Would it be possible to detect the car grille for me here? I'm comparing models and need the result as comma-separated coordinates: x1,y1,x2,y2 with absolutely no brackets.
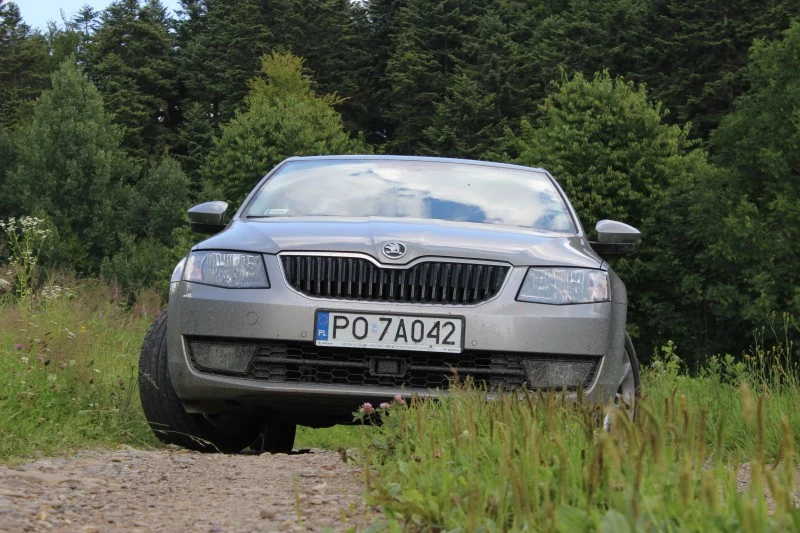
188,339,600,392
280,255,509,304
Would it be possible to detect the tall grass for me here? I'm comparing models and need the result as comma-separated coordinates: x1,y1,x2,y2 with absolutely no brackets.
361,333,800,531
0,279,160,462
0,275,371,461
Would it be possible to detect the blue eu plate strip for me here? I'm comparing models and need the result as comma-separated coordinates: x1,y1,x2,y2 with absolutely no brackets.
315,312,330,341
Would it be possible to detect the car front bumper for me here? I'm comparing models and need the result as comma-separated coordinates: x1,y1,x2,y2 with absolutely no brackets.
166,262,628,425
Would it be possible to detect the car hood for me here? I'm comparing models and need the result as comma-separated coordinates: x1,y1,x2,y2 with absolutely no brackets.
195,218,603,268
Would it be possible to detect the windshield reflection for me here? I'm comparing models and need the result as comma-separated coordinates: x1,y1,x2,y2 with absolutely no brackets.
245,159,576,233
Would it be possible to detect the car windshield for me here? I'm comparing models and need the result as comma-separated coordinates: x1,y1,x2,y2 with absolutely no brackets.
244,159,577,233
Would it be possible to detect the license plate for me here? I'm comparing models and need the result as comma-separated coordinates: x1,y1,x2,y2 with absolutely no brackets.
314,311,463,353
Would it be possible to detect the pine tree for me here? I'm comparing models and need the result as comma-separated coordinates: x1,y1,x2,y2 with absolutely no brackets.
177,0,272,124
0,1,50,131
266,0,371,134
424,5,533,159
87,0,178,164
381,0,484,154
638,0,800,138
202,52,367,206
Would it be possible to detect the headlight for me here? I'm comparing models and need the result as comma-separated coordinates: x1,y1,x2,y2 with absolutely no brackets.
517,268,608,305
184,251,269,288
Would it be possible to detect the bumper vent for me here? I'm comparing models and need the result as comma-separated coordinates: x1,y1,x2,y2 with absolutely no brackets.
187,339,600,392
280,255,509,304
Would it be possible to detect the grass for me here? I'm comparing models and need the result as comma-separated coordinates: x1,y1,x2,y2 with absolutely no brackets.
0,279,161,462
0,276,364,462
358,333,800,531
3,276,800,530
296,424,370,450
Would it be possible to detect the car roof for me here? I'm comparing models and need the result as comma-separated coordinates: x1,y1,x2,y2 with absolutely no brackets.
283,155,549,174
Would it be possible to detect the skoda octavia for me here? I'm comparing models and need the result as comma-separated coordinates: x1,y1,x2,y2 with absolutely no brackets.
138,156,642,453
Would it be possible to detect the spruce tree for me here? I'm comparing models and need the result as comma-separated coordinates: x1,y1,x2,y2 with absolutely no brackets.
87,0,178,164
424,5,533,159
0,1,50,132
639,0,800,137
381,0,484,154
266,0,371,134
177,0,272,124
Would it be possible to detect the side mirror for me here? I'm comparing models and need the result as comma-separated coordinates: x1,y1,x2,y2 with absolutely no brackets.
590,219,641,256
188,201,229,235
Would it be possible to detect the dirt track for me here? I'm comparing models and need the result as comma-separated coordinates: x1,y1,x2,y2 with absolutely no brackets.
0,446,376,532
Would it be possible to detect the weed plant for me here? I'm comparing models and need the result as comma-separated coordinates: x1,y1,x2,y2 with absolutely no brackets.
0,279,161,462
360,335,800,531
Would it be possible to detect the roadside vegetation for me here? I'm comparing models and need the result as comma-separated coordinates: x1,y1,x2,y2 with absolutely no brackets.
2,243,800,528
0,279,159,461
358,328,800,530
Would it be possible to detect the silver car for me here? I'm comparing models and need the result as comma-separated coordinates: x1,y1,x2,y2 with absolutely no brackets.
138,156,642,453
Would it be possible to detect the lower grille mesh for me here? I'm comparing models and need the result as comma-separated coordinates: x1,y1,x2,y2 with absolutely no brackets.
188,339,600,391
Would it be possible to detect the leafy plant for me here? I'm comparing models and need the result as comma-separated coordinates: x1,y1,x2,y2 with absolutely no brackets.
0,216,52,300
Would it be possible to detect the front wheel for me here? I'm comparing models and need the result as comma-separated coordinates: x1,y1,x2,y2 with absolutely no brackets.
138,311,264,453
604,333,641,430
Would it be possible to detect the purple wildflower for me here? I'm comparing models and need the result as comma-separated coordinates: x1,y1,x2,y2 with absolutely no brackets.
14,343,23,350
360,402,374,414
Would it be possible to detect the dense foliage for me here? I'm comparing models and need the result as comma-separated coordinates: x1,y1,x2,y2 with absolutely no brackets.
0,0,798,364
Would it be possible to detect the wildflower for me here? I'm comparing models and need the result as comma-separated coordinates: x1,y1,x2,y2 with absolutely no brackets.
379,402,390,410
21,356,29,364
360,402,374,414
14,343,23,350
393,394,405,405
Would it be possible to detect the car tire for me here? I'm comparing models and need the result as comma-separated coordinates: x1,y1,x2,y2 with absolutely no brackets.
249,420,297,454
620,333,641,421
603,333,641,431
603,333,642,431
138,311,264,453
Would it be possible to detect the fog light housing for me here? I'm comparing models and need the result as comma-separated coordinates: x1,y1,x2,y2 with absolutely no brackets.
188,340,257,374
521,358,599,390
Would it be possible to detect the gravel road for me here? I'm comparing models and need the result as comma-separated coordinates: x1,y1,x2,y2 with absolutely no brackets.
0,446,376,532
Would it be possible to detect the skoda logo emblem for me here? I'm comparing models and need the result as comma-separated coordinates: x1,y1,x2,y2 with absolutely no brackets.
382,242,407,259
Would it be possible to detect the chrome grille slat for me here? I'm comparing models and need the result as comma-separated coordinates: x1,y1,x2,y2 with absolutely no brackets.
281,255,508,305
